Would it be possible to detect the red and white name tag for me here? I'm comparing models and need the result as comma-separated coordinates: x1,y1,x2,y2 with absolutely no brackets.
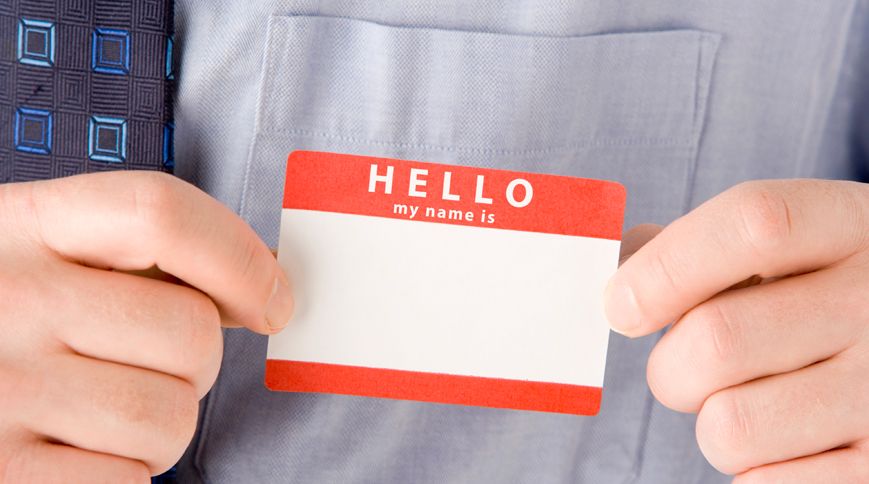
266,151,625,415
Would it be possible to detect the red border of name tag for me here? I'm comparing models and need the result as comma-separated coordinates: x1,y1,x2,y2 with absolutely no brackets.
266,360,604,415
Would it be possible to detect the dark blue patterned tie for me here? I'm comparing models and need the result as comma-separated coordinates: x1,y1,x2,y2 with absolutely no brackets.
1,1,178,481
0,0,175,181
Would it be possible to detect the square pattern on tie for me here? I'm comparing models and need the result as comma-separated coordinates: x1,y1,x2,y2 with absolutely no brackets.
1,1,174,182
92,27,130,75
15,107,52,154
17,18,55,68
88,115,127,162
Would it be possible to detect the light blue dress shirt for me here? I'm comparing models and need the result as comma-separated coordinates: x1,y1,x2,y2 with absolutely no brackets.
172,1,869,482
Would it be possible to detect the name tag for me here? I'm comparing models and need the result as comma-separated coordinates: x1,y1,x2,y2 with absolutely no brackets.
266,151,625,415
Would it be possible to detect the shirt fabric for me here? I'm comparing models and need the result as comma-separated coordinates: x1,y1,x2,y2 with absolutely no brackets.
171,1,869,482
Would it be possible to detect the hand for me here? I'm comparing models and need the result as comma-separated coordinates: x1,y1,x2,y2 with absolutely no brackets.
606,180,869,483
0,172,294,482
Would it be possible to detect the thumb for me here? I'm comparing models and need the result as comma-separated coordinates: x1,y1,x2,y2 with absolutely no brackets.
618,224,664,266
607,224,663,337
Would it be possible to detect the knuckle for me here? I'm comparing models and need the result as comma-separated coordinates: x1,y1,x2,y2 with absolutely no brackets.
730,181,793,253
696,391,754,474
646,337,705,412
132,379,197,475
177,293,223,389
105,376,197,441
222,233,276,327
109,378,198,469
162,381,199,456
647,302,742,413
646,342,684,411
647,246,684,293
101,381,158,429
183,294,222,353
129,172,188,241
233,234,274,306
690,302,743,367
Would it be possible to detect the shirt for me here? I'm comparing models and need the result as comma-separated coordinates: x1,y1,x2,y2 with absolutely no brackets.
171,1,869,482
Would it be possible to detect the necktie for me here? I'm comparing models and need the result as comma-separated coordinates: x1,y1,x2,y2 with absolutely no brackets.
0,0,175,182
1,1,178,481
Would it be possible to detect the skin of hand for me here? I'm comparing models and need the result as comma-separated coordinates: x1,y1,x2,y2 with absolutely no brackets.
606,179,869,483
0,172,294,482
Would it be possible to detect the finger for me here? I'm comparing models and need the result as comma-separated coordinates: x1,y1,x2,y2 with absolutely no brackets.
120,249,279,293
17,171,293,334
695,354,869,475
733,442,869,484
20,353,198,474
647,264,866,412
44,263,223,398
604,179,869,336
619,224,663,265
115,268,243,329
3,440,149,483
120,249,282,328
120,264,183,284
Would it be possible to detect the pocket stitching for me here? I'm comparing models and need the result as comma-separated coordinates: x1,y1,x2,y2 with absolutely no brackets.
258,127,694,156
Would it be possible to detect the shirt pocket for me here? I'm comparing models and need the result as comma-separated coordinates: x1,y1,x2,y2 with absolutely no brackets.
230,14,720,482
240,15,720,240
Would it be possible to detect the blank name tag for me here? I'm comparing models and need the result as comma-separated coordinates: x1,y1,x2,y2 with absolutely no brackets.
265,151,625,415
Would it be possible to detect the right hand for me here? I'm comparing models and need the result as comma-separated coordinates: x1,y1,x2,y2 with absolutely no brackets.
0,171,294,482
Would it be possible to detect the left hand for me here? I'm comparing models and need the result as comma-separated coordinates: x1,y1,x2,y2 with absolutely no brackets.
606,179,869,483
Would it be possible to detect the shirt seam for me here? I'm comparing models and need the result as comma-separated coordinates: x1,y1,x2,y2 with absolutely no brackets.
256,127,693,156
795,0,860,177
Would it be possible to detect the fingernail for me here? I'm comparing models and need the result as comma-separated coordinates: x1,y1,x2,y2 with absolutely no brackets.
604,279,642,336
265,268,294,332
